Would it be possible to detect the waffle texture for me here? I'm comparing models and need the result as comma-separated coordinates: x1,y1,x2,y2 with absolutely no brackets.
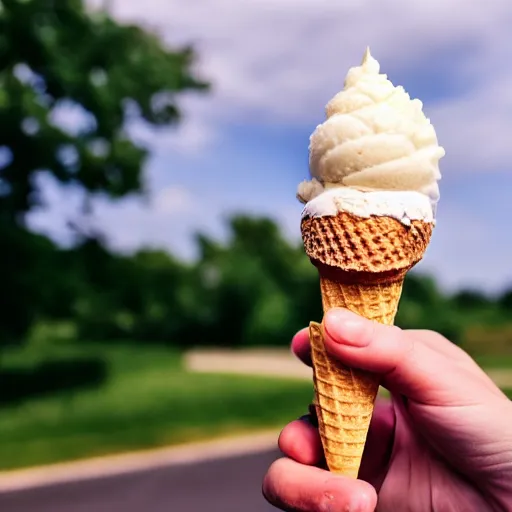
301,211,433,477
301,212,432,277
309,321,379,478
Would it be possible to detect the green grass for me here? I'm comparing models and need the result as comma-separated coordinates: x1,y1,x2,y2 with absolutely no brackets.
3,340,510,473
0,344,313,471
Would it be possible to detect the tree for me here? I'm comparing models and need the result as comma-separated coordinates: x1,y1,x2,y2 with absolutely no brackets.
452,290,491,310
193,216,321,348
498,289,512,311
0,0,208,343
73,245,199,344
0,223,58,344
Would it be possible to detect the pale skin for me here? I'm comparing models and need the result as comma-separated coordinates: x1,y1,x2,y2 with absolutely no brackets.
262,308,512,512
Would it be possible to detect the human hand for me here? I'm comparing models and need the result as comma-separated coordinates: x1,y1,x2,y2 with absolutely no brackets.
262,308,512,511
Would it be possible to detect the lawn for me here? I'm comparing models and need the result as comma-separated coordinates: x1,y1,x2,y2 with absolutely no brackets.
0,343,313,471
2,342,510,473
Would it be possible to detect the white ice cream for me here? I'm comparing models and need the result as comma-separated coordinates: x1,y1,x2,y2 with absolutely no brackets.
301,188,435,225
298,48,444,223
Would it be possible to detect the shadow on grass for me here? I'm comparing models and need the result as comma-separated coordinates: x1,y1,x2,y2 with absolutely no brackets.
0,357,108,406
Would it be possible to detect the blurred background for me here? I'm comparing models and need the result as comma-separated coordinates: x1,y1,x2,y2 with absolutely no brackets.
0,0,511,510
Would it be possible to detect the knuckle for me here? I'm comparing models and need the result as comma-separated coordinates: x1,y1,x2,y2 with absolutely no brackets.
387,323,403,338
387,324,406,352
403,331,418,361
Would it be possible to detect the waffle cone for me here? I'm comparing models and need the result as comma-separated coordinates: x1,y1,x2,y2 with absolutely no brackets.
301,211,433,477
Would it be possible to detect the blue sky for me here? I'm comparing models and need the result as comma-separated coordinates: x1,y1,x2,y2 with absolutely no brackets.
28,0,512,293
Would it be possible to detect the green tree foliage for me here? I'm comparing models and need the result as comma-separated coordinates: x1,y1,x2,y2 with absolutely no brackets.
57,216,322,348
9,211,512,353
0,0,207,344
73,244,199,344
0,220,58,344
0,0,207,214
452,290,491,310
193,216,322,347
498,290,512,311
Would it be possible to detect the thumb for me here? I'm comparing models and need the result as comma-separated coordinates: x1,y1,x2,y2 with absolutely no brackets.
322,308,488,406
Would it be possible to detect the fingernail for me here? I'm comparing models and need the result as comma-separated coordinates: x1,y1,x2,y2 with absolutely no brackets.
324,309,370,347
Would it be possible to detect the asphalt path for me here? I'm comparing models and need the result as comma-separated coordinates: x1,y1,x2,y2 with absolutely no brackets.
0,449,281,512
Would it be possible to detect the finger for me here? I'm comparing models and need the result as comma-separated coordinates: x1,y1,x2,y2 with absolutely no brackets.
295,326,484,373
262,457,377,512
278,402,396,488
293,327,463,372
291,327,312,367
278,417,323,466
359,399,396,490
323,308,497,405
292,326,480,377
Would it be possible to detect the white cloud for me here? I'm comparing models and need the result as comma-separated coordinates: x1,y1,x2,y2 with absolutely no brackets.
91,184,304,260
153,185,193,215
127,106,218,156
85,0,512,173
25,172,88,246
25,176,203,255
49,101,96,136
430,80,512,173
418,203,512,293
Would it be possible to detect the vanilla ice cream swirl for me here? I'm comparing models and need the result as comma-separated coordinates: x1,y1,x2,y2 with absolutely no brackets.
298,48,444,213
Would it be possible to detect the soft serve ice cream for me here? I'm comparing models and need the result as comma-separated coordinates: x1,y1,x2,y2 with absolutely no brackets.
298,48,444,225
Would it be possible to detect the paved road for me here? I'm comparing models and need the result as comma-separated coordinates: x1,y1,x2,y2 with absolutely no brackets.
0,450,281,512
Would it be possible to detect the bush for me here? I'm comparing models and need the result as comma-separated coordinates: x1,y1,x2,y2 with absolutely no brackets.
0,357,108,406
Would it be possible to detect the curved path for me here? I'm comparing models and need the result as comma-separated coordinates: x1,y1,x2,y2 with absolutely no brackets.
0,444,280,511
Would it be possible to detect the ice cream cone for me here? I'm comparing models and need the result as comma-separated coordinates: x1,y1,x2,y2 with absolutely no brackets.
296,47,442,477
301,212,433,477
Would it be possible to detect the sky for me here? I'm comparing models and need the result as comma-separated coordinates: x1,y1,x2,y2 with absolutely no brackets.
27,0,512,293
